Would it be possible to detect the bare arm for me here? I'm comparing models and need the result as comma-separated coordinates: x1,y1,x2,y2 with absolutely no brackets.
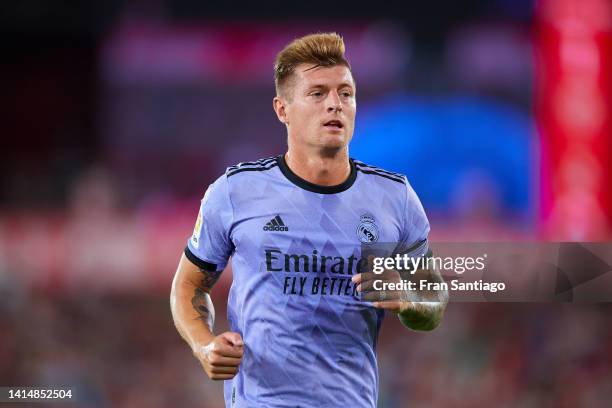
170,254,221,349
396,262,448,331
353,255,448,332
170,253,243,380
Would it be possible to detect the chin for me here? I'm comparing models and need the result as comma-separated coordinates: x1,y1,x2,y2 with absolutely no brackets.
319,133,348,148
319,140,347,152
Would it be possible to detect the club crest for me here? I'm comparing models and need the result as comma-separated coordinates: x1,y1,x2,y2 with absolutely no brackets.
357,214,379,243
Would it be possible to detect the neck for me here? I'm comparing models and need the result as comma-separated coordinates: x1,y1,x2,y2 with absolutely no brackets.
285,146,351,186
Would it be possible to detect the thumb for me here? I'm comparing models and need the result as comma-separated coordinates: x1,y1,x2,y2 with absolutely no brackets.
220,331,243,347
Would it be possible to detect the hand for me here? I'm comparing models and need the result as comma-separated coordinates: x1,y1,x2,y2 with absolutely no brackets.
353,269,447,331
194,332,244,380
352,270,428,314
352,270,408,312
370,299,415,314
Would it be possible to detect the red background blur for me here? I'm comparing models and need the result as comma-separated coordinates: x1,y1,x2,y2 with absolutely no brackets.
1,1,611,407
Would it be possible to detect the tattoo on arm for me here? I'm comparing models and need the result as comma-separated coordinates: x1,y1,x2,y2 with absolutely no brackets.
199,268,222,291
400,302,440,331
190,268,221,329
192,287,213,329
400,264,448,331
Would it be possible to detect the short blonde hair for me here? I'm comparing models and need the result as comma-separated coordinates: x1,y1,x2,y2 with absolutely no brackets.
274,32,351,97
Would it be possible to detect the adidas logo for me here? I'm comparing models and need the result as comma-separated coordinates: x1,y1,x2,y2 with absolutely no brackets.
263,215,289,232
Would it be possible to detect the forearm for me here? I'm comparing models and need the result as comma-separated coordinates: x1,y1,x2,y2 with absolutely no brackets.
399,264,448,331
398,301,446,331
170,274,216,350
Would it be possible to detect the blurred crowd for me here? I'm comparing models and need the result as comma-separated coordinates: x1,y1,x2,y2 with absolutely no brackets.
2,1,611,407
1,287,611,408
378,304,612,408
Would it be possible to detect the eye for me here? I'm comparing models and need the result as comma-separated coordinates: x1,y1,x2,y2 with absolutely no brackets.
310,91,323,97
341,90,353,97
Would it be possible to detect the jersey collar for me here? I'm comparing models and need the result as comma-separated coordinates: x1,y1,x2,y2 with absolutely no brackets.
277,154,357,194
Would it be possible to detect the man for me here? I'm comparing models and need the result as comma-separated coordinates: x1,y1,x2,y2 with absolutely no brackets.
170,32,447,407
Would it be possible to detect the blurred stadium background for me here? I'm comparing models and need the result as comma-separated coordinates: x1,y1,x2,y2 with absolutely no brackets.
1,0,612,407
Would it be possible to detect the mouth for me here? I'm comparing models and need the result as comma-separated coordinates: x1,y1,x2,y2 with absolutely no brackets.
323,120,344,130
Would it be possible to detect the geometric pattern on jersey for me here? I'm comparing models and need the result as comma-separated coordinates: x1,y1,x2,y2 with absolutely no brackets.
186,155,430,407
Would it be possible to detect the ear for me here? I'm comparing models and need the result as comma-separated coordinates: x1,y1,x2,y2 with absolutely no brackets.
273,96,289,125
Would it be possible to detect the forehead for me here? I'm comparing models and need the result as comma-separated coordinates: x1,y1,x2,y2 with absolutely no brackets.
294,64,355,88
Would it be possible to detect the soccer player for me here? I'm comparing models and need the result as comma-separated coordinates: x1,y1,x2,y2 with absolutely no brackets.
170,32,447,407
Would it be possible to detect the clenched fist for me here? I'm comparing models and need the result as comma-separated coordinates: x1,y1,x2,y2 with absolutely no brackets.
194,332,244,380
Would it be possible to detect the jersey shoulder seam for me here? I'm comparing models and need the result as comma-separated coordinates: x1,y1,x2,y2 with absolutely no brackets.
226,156,279,178
352,160,406,184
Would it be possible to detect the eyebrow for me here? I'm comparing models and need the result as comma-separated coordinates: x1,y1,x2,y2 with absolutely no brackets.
307,82,354,90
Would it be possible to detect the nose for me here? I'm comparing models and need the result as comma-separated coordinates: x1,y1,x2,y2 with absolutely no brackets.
326,91,342,113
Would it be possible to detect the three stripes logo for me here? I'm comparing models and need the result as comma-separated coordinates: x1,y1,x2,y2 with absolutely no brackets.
263,215,289,232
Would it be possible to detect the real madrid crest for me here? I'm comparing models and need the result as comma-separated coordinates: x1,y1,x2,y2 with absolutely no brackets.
356,214,379,243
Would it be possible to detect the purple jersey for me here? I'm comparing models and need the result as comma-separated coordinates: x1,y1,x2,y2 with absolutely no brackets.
186,155,429,407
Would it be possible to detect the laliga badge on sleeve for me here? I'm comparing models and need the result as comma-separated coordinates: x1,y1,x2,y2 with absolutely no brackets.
191,210,203,249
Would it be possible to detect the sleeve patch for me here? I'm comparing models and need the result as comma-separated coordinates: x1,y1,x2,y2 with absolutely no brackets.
191,210,203,249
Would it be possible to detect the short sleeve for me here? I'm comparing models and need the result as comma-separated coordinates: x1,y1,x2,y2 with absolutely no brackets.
185,174,234,271
398,177,430,257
